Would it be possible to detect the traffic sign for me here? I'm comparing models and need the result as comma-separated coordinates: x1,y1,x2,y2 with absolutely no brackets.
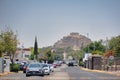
109,56,114,60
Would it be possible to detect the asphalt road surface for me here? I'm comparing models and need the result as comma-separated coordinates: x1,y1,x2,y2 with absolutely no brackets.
0,64,120,80
0,72,43,80
62,65,120,80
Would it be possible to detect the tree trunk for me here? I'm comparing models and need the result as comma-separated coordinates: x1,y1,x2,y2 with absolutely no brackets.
0,51,2,57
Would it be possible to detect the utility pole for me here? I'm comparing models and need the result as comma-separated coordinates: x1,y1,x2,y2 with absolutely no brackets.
106,37,109,52
87,33,89,53
94,42,95,51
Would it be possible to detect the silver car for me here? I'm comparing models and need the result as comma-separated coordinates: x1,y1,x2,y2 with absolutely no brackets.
26,63,44,77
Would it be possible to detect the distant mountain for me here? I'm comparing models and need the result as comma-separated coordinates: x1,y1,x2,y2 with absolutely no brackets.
53,32,91,51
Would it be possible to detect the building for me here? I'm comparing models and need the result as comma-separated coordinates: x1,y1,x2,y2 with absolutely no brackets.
15,48,31,60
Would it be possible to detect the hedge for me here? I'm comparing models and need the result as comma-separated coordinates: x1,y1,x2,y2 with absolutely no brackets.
10,64,20,72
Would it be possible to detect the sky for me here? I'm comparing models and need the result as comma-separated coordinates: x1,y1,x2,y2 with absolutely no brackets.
0,0,120,48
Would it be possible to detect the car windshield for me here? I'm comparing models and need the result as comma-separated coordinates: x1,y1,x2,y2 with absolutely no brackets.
25,64,29,67
48,64,52,66
43,64,48,67
29,64,41,68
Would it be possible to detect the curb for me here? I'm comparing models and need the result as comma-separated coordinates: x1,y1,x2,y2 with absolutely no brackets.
81,67,120,77
0,72,15,76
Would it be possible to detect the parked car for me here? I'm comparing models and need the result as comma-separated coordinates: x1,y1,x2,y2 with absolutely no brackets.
65,60,69,65
15,61,28,71
23,63,29,73
73,60,78,66
53,62,57,68
43,64,50,75
20,63,24,70
48,64,54,72
26,63,44,77
68,61,74,66
53,61,61,67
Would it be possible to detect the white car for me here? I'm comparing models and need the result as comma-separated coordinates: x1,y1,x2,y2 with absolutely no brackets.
48,64,54,72
43,64,50,75
73,60,78,66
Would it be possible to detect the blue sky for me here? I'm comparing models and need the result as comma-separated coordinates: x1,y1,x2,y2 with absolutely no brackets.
0,0,120,48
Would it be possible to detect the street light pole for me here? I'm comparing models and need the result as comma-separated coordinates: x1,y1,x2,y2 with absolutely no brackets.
21,43,24,59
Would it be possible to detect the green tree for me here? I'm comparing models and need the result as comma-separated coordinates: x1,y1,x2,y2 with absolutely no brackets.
0,32,5,57
54,54,63,60
29,47,41,60
83,41,105,55
29,53,34,60
1,27,18,64
109,35,120,57
33,37,38,61
45,49,55,63
92,50,104,55
55,48,64,54
29,47,34,60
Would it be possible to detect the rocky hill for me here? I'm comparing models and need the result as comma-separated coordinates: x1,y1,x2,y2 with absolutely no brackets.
53,32,91,51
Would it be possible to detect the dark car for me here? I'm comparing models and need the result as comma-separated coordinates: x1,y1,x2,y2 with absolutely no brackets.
16,61,28,71
20,64,24,70
68,61,74,66
26,63,44,77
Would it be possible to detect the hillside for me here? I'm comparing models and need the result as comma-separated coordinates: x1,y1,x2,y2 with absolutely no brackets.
53,32,91,51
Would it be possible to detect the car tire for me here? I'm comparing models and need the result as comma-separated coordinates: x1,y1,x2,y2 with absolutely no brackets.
26,74,29,77
40,74,44,77
48,73,50,75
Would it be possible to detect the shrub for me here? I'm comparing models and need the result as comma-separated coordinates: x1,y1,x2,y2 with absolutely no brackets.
79,61,83,66
10,64,20,72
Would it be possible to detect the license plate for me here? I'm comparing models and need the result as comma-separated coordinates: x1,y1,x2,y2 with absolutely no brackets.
33,72,35,74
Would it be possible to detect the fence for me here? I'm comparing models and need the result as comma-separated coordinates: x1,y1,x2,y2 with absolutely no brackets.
84,56,120,71
102,57,120,71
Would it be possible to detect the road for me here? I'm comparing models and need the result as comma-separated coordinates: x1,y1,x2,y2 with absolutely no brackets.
0,64,120,80
62,65,120,80
0,71,44,80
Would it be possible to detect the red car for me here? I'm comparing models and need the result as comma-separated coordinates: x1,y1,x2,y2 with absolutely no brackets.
23,64,29,73
53,62,57,68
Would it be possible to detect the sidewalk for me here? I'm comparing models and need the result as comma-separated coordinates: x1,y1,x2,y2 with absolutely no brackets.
81,67,120,77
